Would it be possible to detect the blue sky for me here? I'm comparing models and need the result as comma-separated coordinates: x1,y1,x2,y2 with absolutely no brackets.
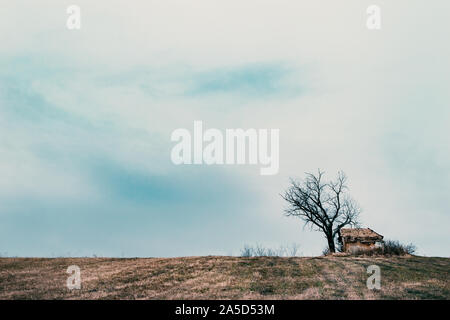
0,0,449,257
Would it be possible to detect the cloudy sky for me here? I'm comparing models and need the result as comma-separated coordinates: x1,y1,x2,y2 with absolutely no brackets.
0,1,449,257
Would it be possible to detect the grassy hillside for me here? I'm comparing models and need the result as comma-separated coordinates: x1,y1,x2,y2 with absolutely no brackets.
0,255,448,299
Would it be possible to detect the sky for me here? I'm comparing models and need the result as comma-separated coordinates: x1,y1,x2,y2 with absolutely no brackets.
0,0,449,257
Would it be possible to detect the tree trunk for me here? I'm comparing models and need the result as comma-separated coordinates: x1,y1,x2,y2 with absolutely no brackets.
326,232,336,253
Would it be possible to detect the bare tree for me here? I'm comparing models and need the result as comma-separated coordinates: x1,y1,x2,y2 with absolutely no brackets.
282,169,360,253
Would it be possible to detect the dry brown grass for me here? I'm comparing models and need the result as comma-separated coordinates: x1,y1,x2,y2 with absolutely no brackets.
0,255,448,299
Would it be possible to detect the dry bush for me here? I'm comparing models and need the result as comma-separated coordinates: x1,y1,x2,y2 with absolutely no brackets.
240,244,302,257
351,240,416,256
383,240,416,255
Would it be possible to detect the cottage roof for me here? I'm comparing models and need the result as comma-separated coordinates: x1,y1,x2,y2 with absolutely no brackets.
340,228,383,240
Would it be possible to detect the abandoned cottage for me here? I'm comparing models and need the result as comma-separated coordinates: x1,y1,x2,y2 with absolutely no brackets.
340,228,384,253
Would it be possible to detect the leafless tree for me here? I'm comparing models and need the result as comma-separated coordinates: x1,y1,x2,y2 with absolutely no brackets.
282,169,360,253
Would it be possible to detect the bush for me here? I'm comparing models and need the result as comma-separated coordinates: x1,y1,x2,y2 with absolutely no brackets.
383,240,416,255
240,245,253,257
350,240,416,256
240,243,302,257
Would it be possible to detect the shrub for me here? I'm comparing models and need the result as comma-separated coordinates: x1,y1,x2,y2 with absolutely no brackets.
240,245,253,257
383,240,416,255
350,240,416,256
240,243,302,257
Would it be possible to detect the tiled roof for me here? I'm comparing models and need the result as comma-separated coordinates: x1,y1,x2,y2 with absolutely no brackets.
341,228,383,240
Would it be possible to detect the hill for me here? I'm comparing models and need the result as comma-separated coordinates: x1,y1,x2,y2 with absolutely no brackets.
0,255,448,299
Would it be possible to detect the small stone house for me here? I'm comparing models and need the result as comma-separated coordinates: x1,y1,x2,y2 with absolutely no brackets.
340,228,384,253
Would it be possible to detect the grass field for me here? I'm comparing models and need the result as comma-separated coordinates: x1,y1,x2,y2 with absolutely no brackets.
0,255,448,299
